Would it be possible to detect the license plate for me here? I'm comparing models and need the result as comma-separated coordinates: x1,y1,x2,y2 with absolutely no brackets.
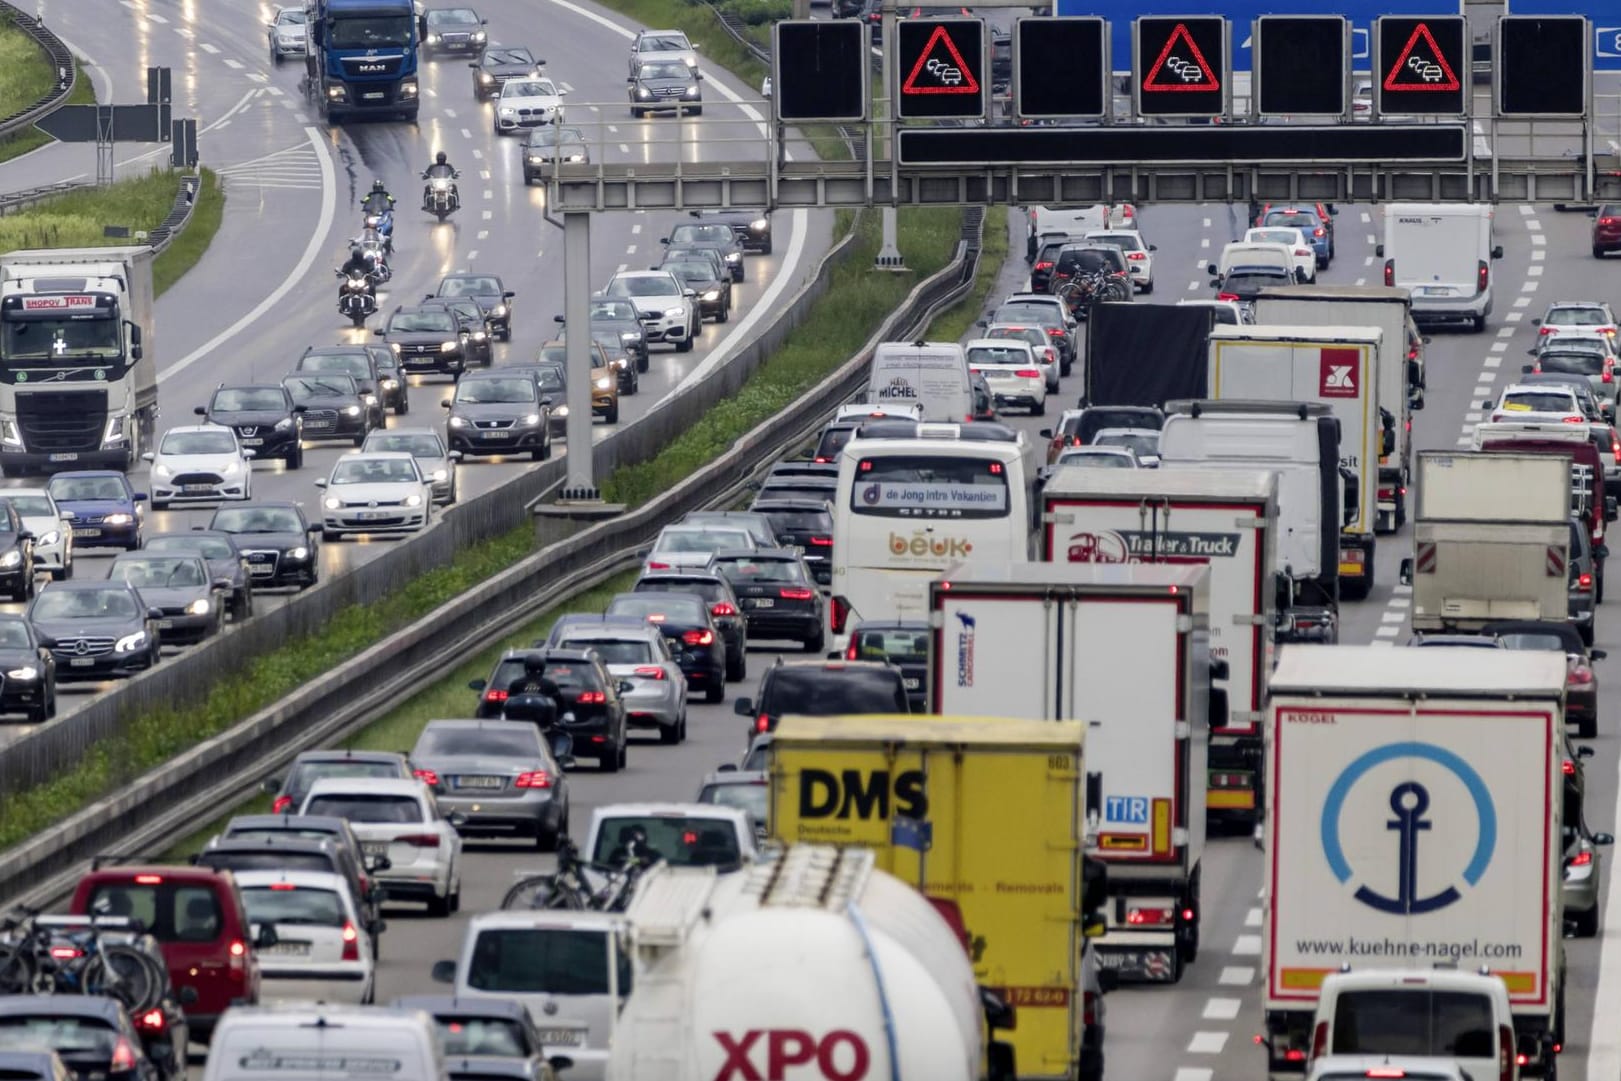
157,619,174,630
479,431,511,440
264,941,311,957
249,564,274,576
48,452,78,462
183,484,215,493
904,677,920,690
358,511,387,520
72,528,98,538
69,657,95,668
536,1029,584,1048
363,91,385,100
749,598,774,608
1420,286,1450,296
362,842,388,858
241,438,264,447
454,776,503,789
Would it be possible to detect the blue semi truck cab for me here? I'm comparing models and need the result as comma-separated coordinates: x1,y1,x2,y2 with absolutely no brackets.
305,0,421,122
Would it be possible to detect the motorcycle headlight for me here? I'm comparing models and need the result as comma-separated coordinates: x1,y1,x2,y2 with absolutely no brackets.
103,513,133,526
37,530,59,547
432,178,450,190
5,666,37,681
440,341,459,353
664,306,685,318
521,414,542,427
0,551,20,568
448,416,468,429
594,377,611,390
275,417,293,431
114,631,147,654
324,497,341,510
289,546,310,560
405,494,424,508
492,304,508,318
186,598,211,616
343,405,362,416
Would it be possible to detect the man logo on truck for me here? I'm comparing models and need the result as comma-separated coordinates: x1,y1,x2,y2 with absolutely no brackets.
712,1030,871,1081
1320,741,1497,915
799,768,928,820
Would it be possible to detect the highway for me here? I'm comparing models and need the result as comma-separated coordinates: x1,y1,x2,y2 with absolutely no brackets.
0,0,833,740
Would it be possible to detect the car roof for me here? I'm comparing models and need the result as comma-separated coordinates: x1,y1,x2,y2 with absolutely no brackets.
552,614,651,629
39,578,137,592
333,451,418,464
162,424,236,436
1481,620,1586,647
420,718,543,735
0,995,124,1021
204,835,338,855
303,777,430,798
390,995,532,1022
367,427,447,443
1093,427,1159,438
609,590,704,608
501,646,599,663
1407,634,1505,647
749,498,831,511
701,770,768,786
766,658,896,673
293,749,408,765
593,801,746,820
226,814,352,834
50,470,125,480
80,864,229,885
712,547,800,561
230,869,354,894
965,337,1033,351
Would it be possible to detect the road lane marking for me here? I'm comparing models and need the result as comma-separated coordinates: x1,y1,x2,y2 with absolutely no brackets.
1188,1032,1229,1054
1204,998,1241,1020
1233,934,1261,956
1245,908,1261,927
1219,966,1254,985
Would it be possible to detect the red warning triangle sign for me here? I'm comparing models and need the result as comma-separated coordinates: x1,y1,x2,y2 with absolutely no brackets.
901,25,981,96
1383,23,1461,92
1143,23,1219,92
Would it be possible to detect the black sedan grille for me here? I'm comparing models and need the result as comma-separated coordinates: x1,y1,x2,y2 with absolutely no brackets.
398,343,446,356
302,409,338,432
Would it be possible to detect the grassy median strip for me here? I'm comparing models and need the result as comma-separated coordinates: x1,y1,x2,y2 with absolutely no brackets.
0,13,54,118
0,55,96,165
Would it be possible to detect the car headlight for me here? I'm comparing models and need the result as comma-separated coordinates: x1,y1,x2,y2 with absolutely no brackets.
103,513,133,526
621,331,641,342
289,546,310,560
684,57,697,68
324,497,341,510
186,598,211,616
401,79,418,98
472,30,486,41
702,290,720,301
480,72,495,83
499,106,515,116
686,86,700,98
327,84,347,101
151,463,172,480
362,393,378,405
555,405,569,417
521,413,542,427
612,358,628,369
275,417,294,431
37,530,59,547
664,306,685,318
0,551,19,568
343,405,362,416
428,33,441,43
405,494,424,507
448,416,468,429
440,341,459,353
526,154,543,165
389,342,401,353
565,153,585,163
224,458,244,475
750,218,768,231
594,377,612,390
725,252,741,262
636,87,652,99
492,304,508,318
381,378,398,390
471,331,487,341
430,468,448,481
5,666,37,681
102,415,127,446
114,631,147,654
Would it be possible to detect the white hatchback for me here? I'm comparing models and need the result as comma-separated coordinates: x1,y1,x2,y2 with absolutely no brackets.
1243,226,1317,283
495,77,567,134
1083,229,1157,293
965,338,1046,415
235,869,376,1005
299,777,464,916
143,425,254,510
314,452,433,540
4,488,71,579
981,323,1060,390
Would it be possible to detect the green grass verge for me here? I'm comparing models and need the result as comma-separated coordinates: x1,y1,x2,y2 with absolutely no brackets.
0,13,54,120
0,167,188,251
0,56,97,165
153,168,223,297
923,206,1009,344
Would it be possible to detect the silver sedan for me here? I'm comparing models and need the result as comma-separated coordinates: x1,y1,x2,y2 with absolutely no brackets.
1564,827,1614,937
362,428,460,505
555,624,688,744
408,719,571,851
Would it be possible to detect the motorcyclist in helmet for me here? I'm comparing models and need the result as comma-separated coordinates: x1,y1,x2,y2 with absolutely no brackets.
340,242,372,279
360,179,395,251
503,654,563,728
421,151,460,209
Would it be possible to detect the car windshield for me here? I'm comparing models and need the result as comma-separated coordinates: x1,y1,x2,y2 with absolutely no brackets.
456,378,536,404
414,727,539,757
967,345,1031,366
608,275,675,298
531,368,566,392
240,885,346,928
427,9,481,25
202,852,334,876
531,126,586,146
671,225,733,244
986,327,1046,349
590,299,637,322
993,304,1058,327
0,621,30,649
639,60,691,80
436,1018,530,1058
757,507,832,535
560,637,653,665
214,388,287,411
699,781,767,823
1501,391,1576,413
303,793,424,823
851,627,928,664
330,458,418,485
655,528,751,553
1548,307,1609,325
714,557,808,585
1495,632,1572,652
283,375,356,400
1224,270,1291,290
32,588,138,620
606,595,706,623
590,815,742,868
1088,233,1142,252
503,79,558,98
1095,431,1159,457
467,928,630,996
484,48,535,67
326,15,411,48
6,495,53,518
1538,353,1605,375
161,430,236,456
366,434,444,457
1266,212,1318,230
111,557,206,589
276,9,307,25
441,276,502,297
0,1017,116,1057
490,658,602,695
640,33,689,51
390,311,455,334
665,263,714,286
1059,450,1135,468
47,476,125,502
213,506,301,533
761,668,907,714
1058,250,1114,273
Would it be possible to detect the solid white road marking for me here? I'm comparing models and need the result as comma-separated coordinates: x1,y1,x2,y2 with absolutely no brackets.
1173,1070,1213,1081
1245,908,1262,927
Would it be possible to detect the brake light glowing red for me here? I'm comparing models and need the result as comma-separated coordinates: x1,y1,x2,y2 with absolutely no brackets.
1540,326,1555,335
136,1009,165,1032
830,594,850,634
271,796,293,814
413,768,440,786
633,665,666,680
134,874,162,885
1285,1049,1306,1062
1384,259,1394,286
1365,1070,1407,1079
341,922,360,962
1045,326,1064,336
755,714,770,733
1572,848,1593,867
400,833,441,848
1564,759,1578,775
1034,261,1053,271
1217,293,1239,302
1478,260,1489,292
1313,227,1324,237
1127,251,1146,260
515,770,552,789
711,602,738,617
809,536,832,546
483,688,509,704
269,882,298,891
682,629,714,647
1126,906,1173,925
576,690,607,704
1580,572,1594,589
1014,368,1043,379
110,1038,138,1073
1570,663,1594,685
49,946,80,960
780,587,815,600
1564,415,1585,423
646,560,670,570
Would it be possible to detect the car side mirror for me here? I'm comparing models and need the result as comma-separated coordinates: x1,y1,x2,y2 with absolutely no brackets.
431,960,457,985
618,680,635,696
1206,263,1217,275
1578,744,1596,759
1592,648,1609,660
468,678,487,691
132,493,147,503
468,61,478,68
253,923,279,949
242,449,257,460
504,291,515,299
441,399,452,408
260,777,281,795
1374,244,1385,257
1208,280,1219,289
1399,558,1414,586
213,578,234,591
446,811,468,829
684,289,697,298
294,404,308,413
447,451,463,461
147,606,164,620
313,478,327,488
366,854,392,873
307,525,323,536
193,406,206,416
733,697,754,716
36,635,54,649
1492,245,1504,259
549,1057,575,1075
1148,244,1158,251
556,754,577,770
373,328,386,336
1595,833,1616,846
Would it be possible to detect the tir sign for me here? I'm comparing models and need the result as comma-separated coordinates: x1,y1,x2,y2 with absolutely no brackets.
1134,16,1227,118
896,18,985,120
1374,16,1465,116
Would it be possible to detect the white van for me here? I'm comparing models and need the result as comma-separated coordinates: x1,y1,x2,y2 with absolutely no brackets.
866,341,973,422
201,1004,444,1081
1211,241,1298,279
1306,970,1517,1081
433,911,632,1081
1377,202,1503,332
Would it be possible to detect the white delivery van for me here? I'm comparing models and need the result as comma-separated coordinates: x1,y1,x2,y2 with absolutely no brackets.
867,341,973,422
202,1004,444,1081
1306,970,1518,1081
1211,241,1298,279
1377,203,1503,332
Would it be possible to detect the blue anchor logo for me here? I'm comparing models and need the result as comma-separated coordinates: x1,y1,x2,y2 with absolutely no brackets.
1320,741,1497,915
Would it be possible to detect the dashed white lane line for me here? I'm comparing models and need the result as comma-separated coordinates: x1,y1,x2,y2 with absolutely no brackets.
1465,412,1483,423
1498,326,1514,338
472,149,483,160
1204,998,1242,1020
466,250,479,260
1370,640,1395,648
1506,311,1523,322
1193,257,1207,269
477,230,489,240
1174,1070,1213,1081
1531,249,1546,260
483,190,493,200
1490,341,1508,352
1514,296,1533,307
173,25,193,37
1381,610,1406,623
618,143,630,153
200,42,220,54
1233,934,1262,956
1483,356,1501,368
1365,233,1376,244
626,244,637,255
1188,1032,1229,1055
615,262,627,274
631,224,642,235
1361,211,1372,223
1455,435,1473,447
223,58,244,69
1245,907,1262,926
1355,277,1366,286
460,128,472,139
1389,595,1411,608
444,108,458,119
1519,205,1535,215
1528,264,1544,276
607,125,619,134
1202,217,1211,227
1219,966,1255,985
1531,233,1547,245
1363,255,1373,266
1187,281,1200,291
482,210,493,220
1526,219,1543,232
1200,237,1210,248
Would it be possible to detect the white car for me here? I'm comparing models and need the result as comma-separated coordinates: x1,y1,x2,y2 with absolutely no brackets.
981,322,1060,390
965,338,1047,415
5,488,71,579
1535,301,1619,342
555,620,688,743
1175,297,1249,325
644,523,756,572
313,452,433,540
1083,229,1157,293
1092,426,1161,467
494,77,567,135
1243,226,1317,283
1306,1056,1468,1081
266,6,308,62
362,428,460,506
142,425,254,509
1057,446,1138,469
234,869,376,1005
1485,383,1586,424
299,777,464,916
604,270,697,352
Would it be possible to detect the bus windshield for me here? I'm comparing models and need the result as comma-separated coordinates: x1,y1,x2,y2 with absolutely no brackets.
850,454,1010,519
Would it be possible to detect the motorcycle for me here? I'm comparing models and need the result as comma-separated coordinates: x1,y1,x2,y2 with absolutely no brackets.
422,172,460,222
502,690,578,766
362,207,394,254
336,269,377,328
355,232,391,285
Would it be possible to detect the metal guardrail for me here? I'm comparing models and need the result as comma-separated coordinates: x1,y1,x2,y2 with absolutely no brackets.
0,3,76,140
147,172,200,253
0,180,89,215
0,206,983,910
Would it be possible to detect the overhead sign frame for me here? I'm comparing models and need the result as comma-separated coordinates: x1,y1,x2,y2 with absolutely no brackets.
772,20,869,124
1014,16,1109,119
1253,14,1350,117
1496,14,1590,118
1132,16,1229,119
1373,16,1466,116
896,17,987,120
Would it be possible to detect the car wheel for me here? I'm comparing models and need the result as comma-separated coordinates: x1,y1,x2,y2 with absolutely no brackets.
717,303,730,324
676,335,693,353
617,741,628,770
536,823,558,852
1575,904,1600,938
705,679,725,704
605,402,619,424
353,432,366,448
601,744,621,773
152,500,168,512
1032,398,1046,416
660,721,680,745
726,649,746,682
287,444,304,470
1140,281,1153,295
27,697,47,724
804,627,825,653
631,106,644,119
1596,246,1606,259
427,890,451,917
1580,620,1595,647
396,396,409,416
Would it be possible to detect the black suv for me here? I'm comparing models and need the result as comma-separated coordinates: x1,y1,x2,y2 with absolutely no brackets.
604,591,727,702
364,343,411,414
197,384,304,467
844,620,929,711
296,345,386,408
749,498,834,585
208,501,321,590
691,209,772,255
733,658,909,744
470,648,630,771
709,548,824,652
419,295,494,367
376,306,470,378
661,222,743,282
632,571,747,681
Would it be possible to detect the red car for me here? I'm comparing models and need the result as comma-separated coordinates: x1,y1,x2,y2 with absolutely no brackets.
1593,203,1621,258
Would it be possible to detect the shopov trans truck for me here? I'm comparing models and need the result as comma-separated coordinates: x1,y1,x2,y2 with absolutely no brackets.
0,247,157,474
1040,466,1278,827
766,715,1108,1081
305,0,421,123
1260,645,1566,1079
926,561,1214,985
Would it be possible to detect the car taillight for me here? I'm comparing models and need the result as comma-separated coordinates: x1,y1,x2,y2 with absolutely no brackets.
1127,251,1146,261
1365,1070,1408,1079
1384,258,1394,286
711,602,738,617
1570,663,1594,685
50,945,81,960
1313,226,1325,237
1217,293,1239,302
1579,572,1594,590
1571,848,1593,867
399,833,441,848
1540,325,1554,335
413,768,439,786
1045,326,1064,337
515,770,553,788
110,1037,138,1073
1309,1020,1330,1064
1500,1024,1516,1081
1478,260,1489,292
1563,415,1585,423
1602,217,1619,226
682,629,714,646
576,690,607,704
633,665,666,680
1296,248,1311,257
830,595,851,634
780,586,815,600
646,560,671,571
1125,906,1173,925
271,795,293,814
1564,759,1578,775
341,922,360,962
136,1009,165,1033
845,640,860,660
1034,260,1053,271
1015,368,1042,379
809,536,832,546
228,938,246,976
755,714,771,733
134,875,163,885
483,688,509,704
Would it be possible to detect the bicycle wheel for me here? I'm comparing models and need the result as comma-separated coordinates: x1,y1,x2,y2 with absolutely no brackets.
83,946,161,1013
1104,280,1131,302
500,875,557,910
0,943,43,995
1055,281,1082,308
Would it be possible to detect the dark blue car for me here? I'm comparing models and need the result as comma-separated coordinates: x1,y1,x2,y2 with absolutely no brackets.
46,470,146,551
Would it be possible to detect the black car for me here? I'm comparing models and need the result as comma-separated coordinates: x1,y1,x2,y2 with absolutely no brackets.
661,222,743,282
0,498,36,602
0,613,56,722
296,345,386,407
419,295,494,367
660,255,730,323
1051,244,1132,301
709,548,825,651
734,658,910,742
990,26,1011,89
628,58,702,117
106,553,227,646
633,571,748,681
468,647,630,771
436,273,515,340
497,363,570,438
844,620,928,711
376,306,470,379
421,6,486,57
0,1049,69,1081
443,372,552,461
604,591,727,702
144,531,254,621
281,374,375,446
590,328,639,394
756,473,838,503
0,996,165,1081
195,384,304,467
692,209,772,255
749,498,834,585
812,421,861,464
364,343,412,414
207,501,321,590
556,296,648,373
1029,236,1073,295
28,579,161,681
470,45,541,100
194,835,385,950
522,124,590,184
767,460,839,485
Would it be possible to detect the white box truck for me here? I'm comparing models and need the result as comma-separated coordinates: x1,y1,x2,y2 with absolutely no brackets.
1254,285,1422,533
1399,451,1572,633
0,247,158,474
866,341,973,422
1376,203,1503,332
926,561,1213,984
1207,325,1382,600
1260,645,1566,1079
1038,466,1277,826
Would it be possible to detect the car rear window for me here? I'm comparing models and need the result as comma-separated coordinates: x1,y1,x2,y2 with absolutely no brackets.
699,782,768,824
1538,352,1606,375
0,1018,116,1057
757,508,833,536
631,579,723,604
1502,392,1577,413
714,558,809,585
558,637,653,665
1549,307,1609,325
199,852,337,876
760,668,908,714
851,628,928,664
85,882,223,943
302,794,424,824
1330,989,1496,1058
607,595,706,624
287,761,402,801
1056,250,1115,274
814,426,856,462
489,659,604,695
590,815,743,869
467,928,631,996
240,885,346,928
416,727,539,757
437,1018,530,1057
1079,410,1161,443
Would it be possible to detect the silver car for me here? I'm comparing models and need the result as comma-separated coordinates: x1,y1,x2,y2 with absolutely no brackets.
555,622,688,744
408,719,572,851
362,428,461,505
696,769,767,842
1564,825,1614,937
644,523,755,573
5,488,71,580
